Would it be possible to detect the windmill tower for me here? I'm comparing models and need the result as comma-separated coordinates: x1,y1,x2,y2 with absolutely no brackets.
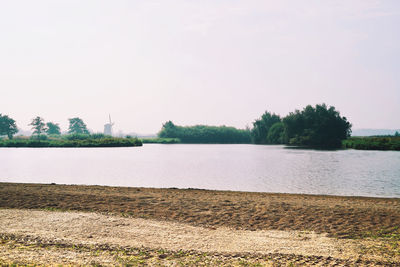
104,114,114,136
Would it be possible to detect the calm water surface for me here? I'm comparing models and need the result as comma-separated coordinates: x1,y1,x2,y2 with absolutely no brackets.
1,144,399,197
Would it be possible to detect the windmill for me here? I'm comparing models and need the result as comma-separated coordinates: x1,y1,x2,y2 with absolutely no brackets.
103,114,114,136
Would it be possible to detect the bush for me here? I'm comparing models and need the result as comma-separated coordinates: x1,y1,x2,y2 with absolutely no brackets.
142,138,181,144
158,121,251,144
343,137,400,151
30,134,48,140
62,134,91,140
91,133,107,139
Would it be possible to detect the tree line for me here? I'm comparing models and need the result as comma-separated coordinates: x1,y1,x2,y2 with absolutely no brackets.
158,121,251,144
158,104,352,148
0,115,90,139
1,104,354,148
29,116,90,137
0,115,142,147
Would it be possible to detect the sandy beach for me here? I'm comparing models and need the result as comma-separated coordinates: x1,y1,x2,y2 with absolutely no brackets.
1,182,399,266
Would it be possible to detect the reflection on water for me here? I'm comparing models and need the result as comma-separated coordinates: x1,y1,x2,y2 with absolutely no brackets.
0,144,399,197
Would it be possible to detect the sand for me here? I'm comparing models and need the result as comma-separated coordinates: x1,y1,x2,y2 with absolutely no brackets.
0,182,399,266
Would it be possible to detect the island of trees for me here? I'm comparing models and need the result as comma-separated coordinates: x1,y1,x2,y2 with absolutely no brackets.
157,104,353,149
0,115,142,148
250,104,352,148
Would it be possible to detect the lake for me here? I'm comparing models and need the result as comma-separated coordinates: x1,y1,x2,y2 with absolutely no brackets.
1,144,399,197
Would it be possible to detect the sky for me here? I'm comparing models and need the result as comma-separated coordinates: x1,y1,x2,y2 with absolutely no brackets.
0,0,399,134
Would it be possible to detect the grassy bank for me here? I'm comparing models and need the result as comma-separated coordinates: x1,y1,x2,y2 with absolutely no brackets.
141,137,181,144
0,136,142,147
343,136,400,151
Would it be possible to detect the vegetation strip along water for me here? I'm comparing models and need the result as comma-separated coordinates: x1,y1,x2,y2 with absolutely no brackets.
2,104,400,149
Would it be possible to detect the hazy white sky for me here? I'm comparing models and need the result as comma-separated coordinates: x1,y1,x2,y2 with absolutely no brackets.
1,0,399,134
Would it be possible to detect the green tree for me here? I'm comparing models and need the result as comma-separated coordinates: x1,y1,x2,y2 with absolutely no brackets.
0,114,18,139
251,111,281,144
282,104,351,148
158,121,178,138
68,117,89,134
395,131,400,137
266,122,284,144
46,122,61,135
30,116,47,136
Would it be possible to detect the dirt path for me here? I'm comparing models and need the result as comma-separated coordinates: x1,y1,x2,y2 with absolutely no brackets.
0,209,357,257
0,209,398,266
